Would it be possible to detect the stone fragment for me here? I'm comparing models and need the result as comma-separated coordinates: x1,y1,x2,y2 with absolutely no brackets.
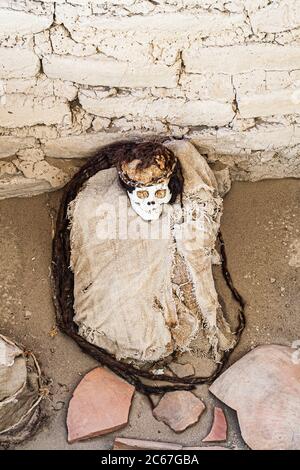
79,92,234,127
210,345,300,450
202,407,227,442
0,137,36,159
0,162,17,177
0,9,52,36
67,367,135,443
0,48,40,79
43,133,123,159
43,54,179,88
184,45,300,74
24,310,32,320
169,362,195,378
50,25,97,57
113,438,182,450
184,446,229,450
0,95,71,128
239,88,300,119
250,0,300,34
191,125,300,155
13,159,68,189
153,391,205,432
113,437,230,450
180,73,233,102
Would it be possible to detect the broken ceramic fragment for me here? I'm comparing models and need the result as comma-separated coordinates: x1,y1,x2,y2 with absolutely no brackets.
113,437,230,450
202,407,227,442
169,362,195,378
210,345,300,450
113,438,182,450
184,446,229,450
153,391,205,432
113,437,229,450
67,367,135,443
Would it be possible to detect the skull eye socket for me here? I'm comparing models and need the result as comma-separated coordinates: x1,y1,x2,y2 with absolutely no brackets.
136,190,149,199
155,189,167,198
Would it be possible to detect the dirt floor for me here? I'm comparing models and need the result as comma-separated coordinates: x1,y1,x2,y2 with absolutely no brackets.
0,178,299,450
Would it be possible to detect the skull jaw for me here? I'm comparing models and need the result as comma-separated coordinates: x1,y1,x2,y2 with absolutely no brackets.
130,202,162,221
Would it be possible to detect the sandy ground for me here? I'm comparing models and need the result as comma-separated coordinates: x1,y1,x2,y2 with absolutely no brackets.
0,178,299,450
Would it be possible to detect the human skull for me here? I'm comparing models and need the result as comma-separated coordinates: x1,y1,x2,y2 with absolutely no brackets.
128,182,171,221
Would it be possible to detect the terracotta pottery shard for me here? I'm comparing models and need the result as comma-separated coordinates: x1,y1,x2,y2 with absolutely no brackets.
67,367,135,443
113,438,182,450
184,446,229,450
209,345,300,450
169,362,195,378
202,407,227,442
113,438,229,451
153,391,205,432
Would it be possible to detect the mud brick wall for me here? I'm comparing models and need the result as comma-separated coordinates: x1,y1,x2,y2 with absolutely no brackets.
0,0,299,198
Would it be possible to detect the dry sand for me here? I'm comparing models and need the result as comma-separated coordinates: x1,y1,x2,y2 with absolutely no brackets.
0,179,299,450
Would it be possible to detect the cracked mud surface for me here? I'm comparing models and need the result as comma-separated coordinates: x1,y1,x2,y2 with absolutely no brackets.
0,178,299,450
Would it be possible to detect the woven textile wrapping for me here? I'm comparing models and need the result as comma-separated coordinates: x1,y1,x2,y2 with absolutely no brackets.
0,334,41,442
69,141,235,366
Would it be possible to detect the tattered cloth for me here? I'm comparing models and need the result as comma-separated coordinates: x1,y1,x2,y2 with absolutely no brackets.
68,141,235,366
0,334,42,443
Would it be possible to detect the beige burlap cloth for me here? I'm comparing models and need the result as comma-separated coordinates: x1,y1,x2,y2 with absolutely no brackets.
0,334,42,442
69,141,235,366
